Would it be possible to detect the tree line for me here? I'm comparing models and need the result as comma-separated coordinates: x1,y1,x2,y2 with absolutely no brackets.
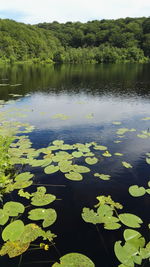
0,17,150,63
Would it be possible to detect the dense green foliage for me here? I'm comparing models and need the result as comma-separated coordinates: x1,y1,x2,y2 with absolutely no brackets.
0,17,150,63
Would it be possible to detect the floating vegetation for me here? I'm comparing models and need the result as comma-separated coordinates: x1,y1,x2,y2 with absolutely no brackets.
52,253,95,267
116,128,136,135
129,183,150,197
112,121,122,125
94,173,111,180
52,113,70,120
102,151,112,157
86,113,94,119
122,161,133,168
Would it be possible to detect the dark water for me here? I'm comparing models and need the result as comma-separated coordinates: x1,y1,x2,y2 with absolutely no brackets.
0,63,150,267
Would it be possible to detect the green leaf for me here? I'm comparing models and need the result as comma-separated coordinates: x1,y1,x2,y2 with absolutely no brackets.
0,209,9,225
3,201,25,216
0,241,30,258
129,185,146,197
31,187,56,206
28,208,57,228
94,145,107,151
146,158,150,164
2,220,25,241
20,223,44,243
82,208,100,224
114,241,135,267
85,157,98,165
52,253,95,267
52,140,64,146
102,151,112,157
119,213,143,228
72,165,90,173
122,161,132,168
65,172,83,181
114,153,123,156
112,121,122,125
13,180,33,189
15,172,34,182
72,151,83,158
94,173,111,180
123,229,145,249
140,242,150,259
44,165,59,174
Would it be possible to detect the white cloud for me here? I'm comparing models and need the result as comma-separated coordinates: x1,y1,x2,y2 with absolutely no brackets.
0,0,150,24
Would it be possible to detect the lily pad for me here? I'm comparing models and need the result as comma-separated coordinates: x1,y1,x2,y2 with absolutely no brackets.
94,145,107,151
85,157,98,165
72,151,83,158
15,172,34,182
129,185,146,197
122,161,132,168
52,140,64,146
0,209,9,225
72,165,90,173
2,220,25,241
94,173,111,180
0,241,30,258
102,151,112,157
44,165,59,174
114,153,123,156
119,213,143,228
20,223,44,243
28,208,57,228
31,187,56,206
3,201,25,216
65,172,83,181
52,253,95,267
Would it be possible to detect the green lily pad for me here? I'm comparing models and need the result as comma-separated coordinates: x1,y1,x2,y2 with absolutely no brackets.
15,172,34,182
114,153,123,156
72,151,83,158
20,223,44,243
31,187,56,206
3,201,25,216
137,134,148,139
129,185,146,197
94,145,107,151
119,213,143,228
28,208,57,228
13,180,33,189
122,161,132,168
82,208,100,225
72,165,90,173
0,209,9,225
146,158,150,164
52,253,95,267
2,220,25,241
102,151,112,157
112,121,122,125
142,117,150,120
0,241,30,258
85,157,98,165
65,172,83,181
44,165,59,174
52,140,64,146
94,173,111,180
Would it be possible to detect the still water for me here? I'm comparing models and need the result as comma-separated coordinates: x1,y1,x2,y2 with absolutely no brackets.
0,63,150,267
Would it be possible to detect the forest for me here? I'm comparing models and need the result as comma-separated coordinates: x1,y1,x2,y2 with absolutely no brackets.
0,17,150,63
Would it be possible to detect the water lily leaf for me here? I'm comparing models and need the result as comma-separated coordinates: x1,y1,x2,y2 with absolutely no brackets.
72,151,83,158
13,180,33,189
116,128,136,135
44,165,59,174
114,140,122,143
0,209,9,225
15,172,34,182
52,140,64,146
146,158,150,164
42,230,57,242
137,134,148,139
114,153,123,156
52,253,95,267
102,151,112,157
2,220,25,241
31,187,56,206
129,185,146,197
59,163,73,173
123,229,145,248
140,242,150,259
20,223,44,243
146,189,150,194
94,173,111,180
82,208,100,224
60,144,74,150
0,241,30,258
85,157,98,165
112,121,122,125
3,201,25,216
18,189,32,199
122,161,132,168
72,165,90,173
65,172,83,181
94,145,107,151
28,208,57,228
114,241,135,267
119,213,143,228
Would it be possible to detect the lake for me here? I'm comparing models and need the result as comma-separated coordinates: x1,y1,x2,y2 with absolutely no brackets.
0,63,150,267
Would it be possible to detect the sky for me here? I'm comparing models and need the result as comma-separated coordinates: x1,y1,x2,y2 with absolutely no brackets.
0,0,150,24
